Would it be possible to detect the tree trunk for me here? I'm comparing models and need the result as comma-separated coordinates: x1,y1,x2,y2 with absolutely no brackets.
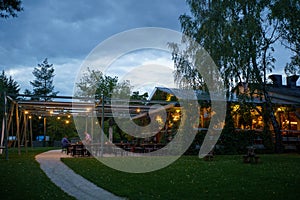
262,89,282,153
250,38,282,153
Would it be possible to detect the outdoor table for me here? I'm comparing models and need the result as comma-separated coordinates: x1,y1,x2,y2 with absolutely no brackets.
70,143,85,157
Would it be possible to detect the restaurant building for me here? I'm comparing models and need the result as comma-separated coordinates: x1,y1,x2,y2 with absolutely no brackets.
145,74,300,152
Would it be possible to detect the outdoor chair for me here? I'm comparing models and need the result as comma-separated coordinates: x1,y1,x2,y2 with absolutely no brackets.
61,146,67,154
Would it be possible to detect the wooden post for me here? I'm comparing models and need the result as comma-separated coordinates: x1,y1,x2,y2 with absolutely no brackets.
29,116,33,148
100,94,104,157
5,96,17,149
91,116,94,142
85,114,88,132
43,117,46,147
4,91,8,160
20,112,25,146
16,103,21,155
24,113,27,153
6,102,15,136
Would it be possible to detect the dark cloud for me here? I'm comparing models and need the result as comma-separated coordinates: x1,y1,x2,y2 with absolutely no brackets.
1,0,187,66
1,0,292,95
0,0,188,94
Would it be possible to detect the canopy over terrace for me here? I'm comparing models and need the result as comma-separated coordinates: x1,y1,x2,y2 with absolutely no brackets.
8,94,174,117
1,94,93,157
1,93,176,158
13,96,95,117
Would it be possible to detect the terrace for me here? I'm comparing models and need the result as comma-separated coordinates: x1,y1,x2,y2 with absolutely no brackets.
1,74,300,158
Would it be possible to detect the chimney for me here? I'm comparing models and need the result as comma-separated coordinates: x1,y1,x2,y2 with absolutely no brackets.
269,74,282,87
287,75,299,88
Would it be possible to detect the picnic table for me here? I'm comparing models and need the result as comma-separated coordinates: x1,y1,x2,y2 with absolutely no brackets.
243,146,259,163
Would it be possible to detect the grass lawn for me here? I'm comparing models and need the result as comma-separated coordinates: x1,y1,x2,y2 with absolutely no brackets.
0,148,74,200
62,154,300,200
1,148,299,200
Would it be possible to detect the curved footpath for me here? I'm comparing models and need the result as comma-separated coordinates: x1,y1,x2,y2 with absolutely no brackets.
35,150,124,200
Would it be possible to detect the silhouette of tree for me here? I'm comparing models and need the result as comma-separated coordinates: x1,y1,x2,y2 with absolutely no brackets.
30,58,59,101
0,0,23,18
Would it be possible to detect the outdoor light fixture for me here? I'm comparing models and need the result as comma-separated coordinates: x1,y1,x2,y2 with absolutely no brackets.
232,105,240,112
156,115,163,123
28,116,32,119
173,113,180,122
166,94,173,101
24,111,29,114
173,116,180,121
65,120,70,124
57,116,61,120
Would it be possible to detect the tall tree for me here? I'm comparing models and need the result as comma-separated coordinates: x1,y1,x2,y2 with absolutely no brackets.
75,68,118,100
176,0,279,92
0,70,20,128
0,0,23,18
272,0,300,75
75,68,132,141
174,0,283,152
75,68,131,100
30,58,59,101
0,70,20,94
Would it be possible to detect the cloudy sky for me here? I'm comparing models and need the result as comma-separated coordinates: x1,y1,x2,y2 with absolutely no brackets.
0,0,294,96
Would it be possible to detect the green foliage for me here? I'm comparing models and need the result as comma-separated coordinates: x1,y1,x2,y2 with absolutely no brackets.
0,70,20,93
30,58,59,101
0,70,20,128
285,55,300,75
46,116,77,141
178,0,278,91
75,68,132,100
272,0,300,75
169,41,208,90
0,0,22,18
175,0,284,151
130,91,148,102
